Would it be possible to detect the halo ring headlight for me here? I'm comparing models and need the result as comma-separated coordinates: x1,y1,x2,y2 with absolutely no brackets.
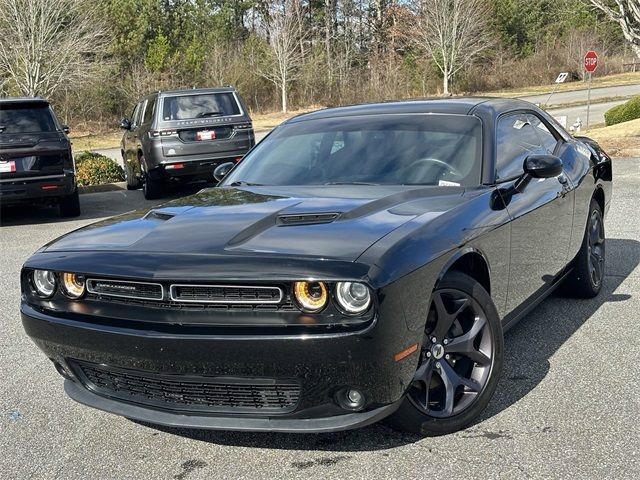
335,282,371,315
32,270,56,298
293,281,328,313
61,272,86,299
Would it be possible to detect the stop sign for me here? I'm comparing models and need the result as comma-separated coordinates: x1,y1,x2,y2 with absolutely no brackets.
584,51,598,73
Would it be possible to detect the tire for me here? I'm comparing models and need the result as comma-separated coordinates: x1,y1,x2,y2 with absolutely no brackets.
387,271,504,436
563,199,605,298
59,188,81,217
142,173,162,200
124,161,141,190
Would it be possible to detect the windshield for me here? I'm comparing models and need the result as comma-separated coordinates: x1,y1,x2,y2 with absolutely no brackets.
0,105,57,134
222,114,482,187
161,93,241,121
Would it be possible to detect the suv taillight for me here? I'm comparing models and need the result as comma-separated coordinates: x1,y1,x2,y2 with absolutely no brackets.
149,130,177,138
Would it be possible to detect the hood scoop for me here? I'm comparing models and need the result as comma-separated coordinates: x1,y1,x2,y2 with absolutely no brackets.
276,212,340,226
143,210,176,222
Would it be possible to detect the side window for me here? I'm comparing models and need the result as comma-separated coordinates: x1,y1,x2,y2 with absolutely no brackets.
130,104,140,125
134,101,146,126
143,96,156,124
496,113,545,180
527,114,558,153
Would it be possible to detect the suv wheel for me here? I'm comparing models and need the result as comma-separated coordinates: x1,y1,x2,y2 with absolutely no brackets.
59,188,81,217
142,174,162,200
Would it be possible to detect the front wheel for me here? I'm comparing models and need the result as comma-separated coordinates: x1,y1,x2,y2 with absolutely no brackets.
387,271,504,436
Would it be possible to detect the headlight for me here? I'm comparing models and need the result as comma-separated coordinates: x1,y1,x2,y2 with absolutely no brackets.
293,281,328,313
61,272,86,299
32,270,56,298
335,282,371,314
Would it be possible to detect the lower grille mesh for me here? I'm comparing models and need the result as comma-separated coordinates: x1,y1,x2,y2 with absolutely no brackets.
71,361,301,414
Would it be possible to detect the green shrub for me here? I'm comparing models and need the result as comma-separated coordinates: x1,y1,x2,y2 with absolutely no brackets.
75,152,125,186
604,96,640,126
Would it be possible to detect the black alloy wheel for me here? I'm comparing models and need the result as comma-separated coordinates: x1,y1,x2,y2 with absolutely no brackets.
387,271,504,436
563,198,605,298
587,208,605,289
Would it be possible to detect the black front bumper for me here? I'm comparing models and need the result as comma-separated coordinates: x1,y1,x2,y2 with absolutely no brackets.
0,173,75,204
21,303,419,432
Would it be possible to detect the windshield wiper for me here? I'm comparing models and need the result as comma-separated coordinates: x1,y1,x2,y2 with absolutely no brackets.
324,181,380,186
229,181,264,187
197,111,223,118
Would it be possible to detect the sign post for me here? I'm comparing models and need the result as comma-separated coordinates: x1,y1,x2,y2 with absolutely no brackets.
584,51,598,130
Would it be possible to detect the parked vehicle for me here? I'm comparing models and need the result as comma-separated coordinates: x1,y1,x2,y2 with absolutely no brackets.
0,98,80,217
21,98,611,435
120,86,255,200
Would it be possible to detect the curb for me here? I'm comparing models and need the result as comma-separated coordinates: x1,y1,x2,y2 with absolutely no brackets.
78,182,127,194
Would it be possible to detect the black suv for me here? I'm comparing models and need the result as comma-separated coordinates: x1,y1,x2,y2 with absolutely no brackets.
0,98,80,217
120,87,255,199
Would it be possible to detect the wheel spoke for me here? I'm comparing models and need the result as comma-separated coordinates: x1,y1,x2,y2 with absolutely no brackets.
445,316,490,365
437,362,456,416
431,292,468,339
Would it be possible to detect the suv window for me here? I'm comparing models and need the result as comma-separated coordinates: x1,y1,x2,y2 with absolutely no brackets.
161,92,240,121
142,96,156,124
134,101,146,126
0,105,57,134
496,113,547,180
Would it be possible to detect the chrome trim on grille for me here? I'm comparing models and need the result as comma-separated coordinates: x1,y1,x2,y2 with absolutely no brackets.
169,284,283,304
87,278,164,301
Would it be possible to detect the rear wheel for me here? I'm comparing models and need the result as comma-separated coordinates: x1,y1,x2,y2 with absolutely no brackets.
387,271,504,436
142,173,162,200
59,188,81,217
563,199,605,298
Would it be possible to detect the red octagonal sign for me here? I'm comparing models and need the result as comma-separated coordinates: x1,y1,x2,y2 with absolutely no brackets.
584,51,598,73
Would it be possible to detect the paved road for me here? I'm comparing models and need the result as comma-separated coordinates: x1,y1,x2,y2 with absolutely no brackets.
548,99,626,130
519,83,640,107
1,160,638,479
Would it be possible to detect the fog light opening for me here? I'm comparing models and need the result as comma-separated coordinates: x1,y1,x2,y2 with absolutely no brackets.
52,360,74,380
336,387,366,411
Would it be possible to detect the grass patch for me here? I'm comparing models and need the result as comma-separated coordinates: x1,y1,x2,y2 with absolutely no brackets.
586,118,640,157
486,72,640,98
70,132,122,152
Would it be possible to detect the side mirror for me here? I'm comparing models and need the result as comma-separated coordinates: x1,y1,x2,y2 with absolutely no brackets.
62,125,70,134
119,118,132,130
512,154,563,193
523,154,563,179
213,162,235,182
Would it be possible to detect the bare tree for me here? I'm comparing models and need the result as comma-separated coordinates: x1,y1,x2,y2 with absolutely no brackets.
258,1,305,112
587,1,640,59
0,0,107,98
411,0,492,94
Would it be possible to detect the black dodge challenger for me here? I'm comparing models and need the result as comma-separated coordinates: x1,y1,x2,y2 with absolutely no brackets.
21,98,612,436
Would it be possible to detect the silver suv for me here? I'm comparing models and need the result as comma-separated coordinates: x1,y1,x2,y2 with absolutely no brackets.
120,87,255,199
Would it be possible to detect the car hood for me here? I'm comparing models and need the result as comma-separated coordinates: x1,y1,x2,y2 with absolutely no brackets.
43,185,468,261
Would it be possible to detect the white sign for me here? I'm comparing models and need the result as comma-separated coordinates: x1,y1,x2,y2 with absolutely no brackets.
553,115,568,128
555,72,569,84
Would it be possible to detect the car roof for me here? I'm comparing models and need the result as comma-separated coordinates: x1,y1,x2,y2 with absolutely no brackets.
0,97,50,106
156,87,236,97
285,97,538,123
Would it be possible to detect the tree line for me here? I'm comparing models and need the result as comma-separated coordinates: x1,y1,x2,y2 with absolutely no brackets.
0,0,637,126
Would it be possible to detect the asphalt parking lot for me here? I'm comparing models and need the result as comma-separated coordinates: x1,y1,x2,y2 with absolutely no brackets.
1,160,639,479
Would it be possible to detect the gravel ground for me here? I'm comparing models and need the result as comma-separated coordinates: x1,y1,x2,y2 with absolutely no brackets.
0,160,638,480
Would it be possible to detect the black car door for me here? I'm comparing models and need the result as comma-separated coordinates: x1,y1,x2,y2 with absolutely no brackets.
124,102,141,167
496,112,575,314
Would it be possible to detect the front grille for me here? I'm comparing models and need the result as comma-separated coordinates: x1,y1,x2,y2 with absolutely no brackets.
170,284,283,304
70,361,301,414
87,279,163,300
